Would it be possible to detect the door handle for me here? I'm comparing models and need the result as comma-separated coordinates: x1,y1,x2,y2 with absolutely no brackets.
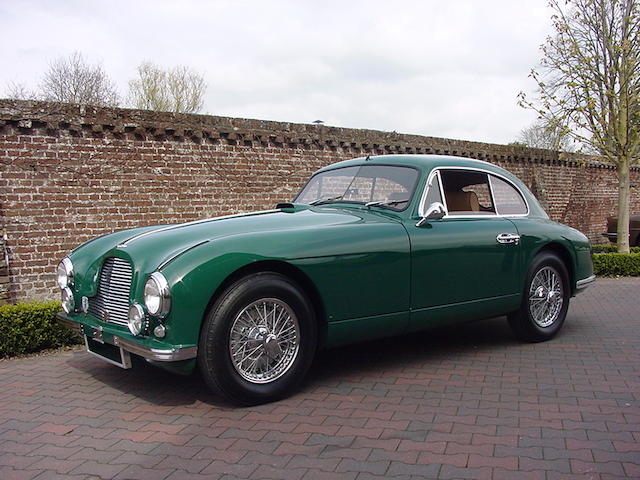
497,233,520,245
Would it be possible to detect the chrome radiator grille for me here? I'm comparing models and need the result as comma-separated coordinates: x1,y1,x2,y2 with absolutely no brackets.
88,257,132,326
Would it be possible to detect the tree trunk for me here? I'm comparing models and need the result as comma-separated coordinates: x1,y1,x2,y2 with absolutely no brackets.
616,157,631,254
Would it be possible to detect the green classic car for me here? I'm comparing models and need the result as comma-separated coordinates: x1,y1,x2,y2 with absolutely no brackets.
57,155,595,405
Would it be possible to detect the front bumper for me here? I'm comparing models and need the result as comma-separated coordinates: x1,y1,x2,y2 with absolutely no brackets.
57,314,198,363
575,274,596,293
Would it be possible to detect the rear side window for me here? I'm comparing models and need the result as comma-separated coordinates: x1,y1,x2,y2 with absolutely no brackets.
490,176,528,215
439,170,496,215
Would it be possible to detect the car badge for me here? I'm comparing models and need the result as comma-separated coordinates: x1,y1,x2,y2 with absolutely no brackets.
102,311,110,322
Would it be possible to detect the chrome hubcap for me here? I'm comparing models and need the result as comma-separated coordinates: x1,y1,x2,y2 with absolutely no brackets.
229,298,300,384
529,266,563,328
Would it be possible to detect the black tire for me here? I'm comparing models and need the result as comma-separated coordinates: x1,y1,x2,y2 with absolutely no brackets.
508,252,570,343
198,272,317,406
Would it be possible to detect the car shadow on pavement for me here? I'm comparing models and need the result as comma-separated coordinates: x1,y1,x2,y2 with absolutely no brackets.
62,314,579,408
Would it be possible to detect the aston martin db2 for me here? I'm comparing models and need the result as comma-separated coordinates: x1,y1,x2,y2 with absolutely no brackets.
57,155,595,404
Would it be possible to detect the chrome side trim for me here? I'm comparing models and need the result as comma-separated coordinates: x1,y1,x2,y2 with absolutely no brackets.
56,315,83,336
576,274,596,291
157,240,209,270
118,210,279,247
112,336,198,362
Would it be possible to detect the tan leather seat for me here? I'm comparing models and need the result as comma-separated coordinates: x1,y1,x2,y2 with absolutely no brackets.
446,191,480,212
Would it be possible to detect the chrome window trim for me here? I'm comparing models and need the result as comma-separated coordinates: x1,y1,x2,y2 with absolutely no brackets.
417,166,530,220
418,169,446,217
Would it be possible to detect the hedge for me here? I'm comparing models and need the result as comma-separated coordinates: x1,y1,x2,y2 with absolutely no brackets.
0,301,81,358
592,252,640,277
591,244,640,254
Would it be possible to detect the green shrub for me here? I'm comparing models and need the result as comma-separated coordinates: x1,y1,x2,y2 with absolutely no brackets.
0,301,81,358
592,244,640,253
592,253,640,277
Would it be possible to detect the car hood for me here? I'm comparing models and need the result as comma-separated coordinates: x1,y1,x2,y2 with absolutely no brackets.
69,205,391,285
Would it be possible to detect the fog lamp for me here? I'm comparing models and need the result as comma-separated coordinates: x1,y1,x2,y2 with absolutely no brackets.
61,288,75,314
128,304,146,336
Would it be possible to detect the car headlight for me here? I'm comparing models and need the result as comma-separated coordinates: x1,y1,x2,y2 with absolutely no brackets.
144,272,171,317
128,304,146,336
61,287,75,314
56,258,74,289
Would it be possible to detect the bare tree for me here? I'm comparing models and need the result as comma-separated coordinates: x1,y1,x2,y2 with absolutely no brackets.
519,0,640,253
4,81,37,100
515,120,576,151
39,52,120,107
128,62,206,113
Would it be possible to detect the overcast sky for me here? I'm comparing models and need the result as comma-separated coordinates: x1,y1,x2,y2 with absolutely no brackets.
0,0,553,144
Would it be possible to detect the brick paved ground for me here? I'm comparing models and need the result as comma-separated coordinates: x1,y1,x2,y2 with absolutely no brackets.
1,277,639,480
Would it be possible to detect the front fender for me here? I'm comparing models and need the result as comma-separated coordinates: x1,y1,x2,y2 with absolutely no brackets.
159,221,411,346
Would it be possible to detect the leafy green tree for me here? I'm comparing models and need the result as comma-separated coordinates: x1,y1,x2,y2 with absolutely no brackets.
519,0,640,253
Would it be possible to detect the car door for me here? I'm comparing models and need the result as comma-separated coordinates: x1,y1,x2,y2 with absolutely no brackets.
405,168,523,332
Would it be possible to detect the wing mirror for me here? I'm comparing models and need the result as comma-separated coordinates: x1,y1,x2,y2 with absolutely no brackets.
416,202,445,227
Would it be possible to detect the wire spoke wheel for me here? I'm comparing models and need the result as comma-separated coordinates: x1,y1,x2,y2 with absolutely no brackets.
528,266,563,328
228,298,300,384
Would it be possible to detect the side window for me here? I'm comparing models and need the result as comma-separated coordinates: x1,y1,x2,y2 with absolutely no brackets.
439,170,496,215
490,176,528,215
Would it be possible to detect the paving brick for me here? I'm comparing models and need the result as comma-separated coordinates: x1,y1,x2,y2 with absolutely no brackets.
286,454,340,471
386,461,441,477
438,465,492,479
571,459,626,476
113,465,174,480
200,460,257,477
273,442,324,456
306,433,354,448
468,453,518,469
492,468,546,480
69,460,126,478
154,455,212,474
336,458,389,475
320,446,371,461
2,279,640,480
519,457,572,473
0,467,41,480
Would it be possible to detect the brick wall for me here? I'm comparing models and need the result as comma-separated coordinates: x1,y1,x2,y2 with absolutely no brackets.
1,99,638,303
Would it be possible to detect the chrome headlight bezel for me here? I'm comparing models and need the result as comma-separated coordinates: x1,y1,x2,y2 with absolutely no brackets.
56,258,74,290
144,272,171,317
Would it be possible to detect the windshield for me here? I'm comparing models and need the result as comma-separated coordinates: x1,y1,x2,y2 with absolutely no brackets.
294,165,419,211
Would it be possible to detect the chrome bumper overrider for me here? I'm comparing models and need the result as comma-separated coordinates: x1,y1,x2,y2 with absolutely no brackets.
112,335,197,362
57,314,197,363
57,316,84,336
576,274,596,292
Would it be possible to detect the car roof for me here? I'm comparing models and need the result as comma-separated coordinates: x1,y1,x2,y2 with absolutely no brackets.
316,154,509,176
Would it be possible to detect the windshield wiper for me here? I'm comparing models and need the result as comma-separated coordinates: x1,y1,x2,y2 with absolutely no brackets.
365,199,410,209
309,195,343,206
